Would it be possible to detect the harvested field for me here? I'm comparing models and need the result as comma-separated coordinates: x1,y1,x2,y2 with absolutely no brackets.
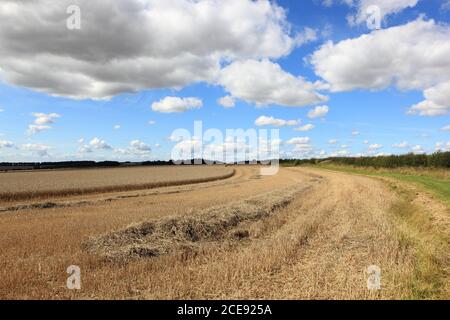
0,166,234,202
0,166,448,299
83,183,315,261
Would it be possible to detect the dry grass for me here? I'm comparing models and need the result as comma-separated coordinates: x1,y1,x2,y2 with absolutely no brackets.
0,166,234,202
0,166,448,299
83,183,313,261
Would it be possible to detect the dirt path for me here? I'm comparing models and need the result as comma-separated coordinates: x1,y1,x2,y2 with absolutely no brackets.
0,166,448,299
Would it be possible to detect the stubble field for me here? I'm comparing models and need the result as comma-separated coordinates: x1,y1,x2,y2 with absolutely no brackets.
0,165,448,299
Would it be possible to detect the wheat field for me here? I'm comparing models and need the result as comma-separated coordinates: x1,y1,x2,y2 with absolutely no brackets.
0,165,448,299
0,166,234,202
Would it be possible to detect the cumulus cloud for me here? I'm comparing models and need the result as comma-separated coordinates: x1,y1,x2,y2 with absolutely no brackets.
148,120,156,125
443,0,450,11
328,139,338,144
351,131,360,136
294,27,318,46
441,125,450,132
310,18,450,98
412,144,425,154
217,95,235,108
21,143,50,157
89,137,112,150
27,125,51,135
151,96,202,113
436,142,450,152
78,145,93,154
254,116,299,127
307,105,329,119
0,0,303,99
292,143,314,156
0,108,4,112
346,0,419,26
0,140,14,148
392,141,409,148
113,125,121,130
219,59,327,107
130,140,151,152
331,150,349,156
27,112,60,135
286,137,311,145
407,81,450,116
368,143,382,151
294,124,315,132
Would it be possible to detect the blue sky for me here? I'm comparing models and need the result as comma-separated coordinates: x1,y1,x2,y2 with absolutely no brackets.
0,0,449,162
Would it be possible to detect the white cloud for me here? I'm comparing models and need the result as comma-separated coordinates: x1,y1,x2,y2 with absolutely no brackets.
407,81,450,116
219,59,327,107
347,0,419,26
368,143,382,151
79,145,93,154
287,137,311,145
89,137,112,150
148,120,156,125
27,112,60,135
0,108,4,112
310,18,450,97
0,0,301,99
0,140,14,148
292,143,313,155
31,113,60,125
411,145,425,154
115,140,152,157
27,125,52,135
168,134,184,143
217,95,235,108
307,105,329,118
152,96,202,113
393,141,409,148
294,124,315,132
130,140,151,153
363,140,369,144
294,27,318,46
155,143,161,148
21,143,50,157
320,0,334,7
441,125,450,132
375,152,387,157
351,131,360,136
254,116,299,127
435,142,450,152
328,139,338,144
114,125,121,130
337,150,349,156
443,0,450,11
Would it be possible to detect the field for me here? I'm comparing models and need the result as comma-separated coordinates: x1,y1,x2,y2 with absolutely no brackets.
0,165,449,299
0,166,234,202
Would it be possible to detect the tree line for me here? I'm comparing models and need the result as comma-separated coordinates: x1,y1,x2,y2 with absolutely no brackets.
281,151,450,169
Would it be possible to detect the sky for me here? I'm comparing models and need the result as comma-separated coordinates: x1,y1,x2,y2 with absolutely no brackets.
0,0,449,162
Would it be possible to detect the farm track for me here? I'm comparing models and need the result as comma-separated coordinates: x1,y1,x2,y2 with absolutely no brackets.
0,166,448,299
